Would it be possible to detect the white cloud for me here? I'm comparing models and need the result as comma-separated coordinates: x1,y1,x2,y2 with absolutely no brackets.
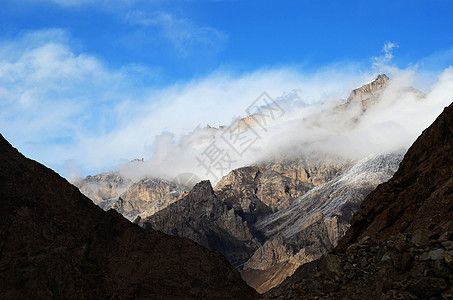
373,41,399,69
126,11,227,56
1,32,452,185
22,0,140,7
123,67,452,185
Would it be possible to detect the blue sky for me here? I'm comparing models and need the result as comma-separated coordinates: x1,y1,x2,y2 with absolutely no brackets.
1,0,453,177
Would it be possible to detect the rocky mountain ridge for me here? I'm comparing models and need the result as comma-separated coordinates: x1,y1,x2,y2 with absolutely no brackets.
265,102,453,299
241,152,404,293
74,173,188,221
138,180,263,267
0,134,258,299
74,74,414,293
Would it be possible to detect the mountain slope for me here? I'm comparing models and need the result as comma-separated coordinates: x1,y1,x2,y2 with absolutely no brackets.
139,180,263,267
337,103,453,248
0,134,258,299
74,173,187,221
241,152,403,293
266,103,453,299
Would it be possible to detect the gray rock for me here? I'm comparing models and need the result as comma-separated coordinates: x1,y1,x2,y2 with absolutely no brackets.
430,249,446,261
439,231,453,243
411,230,431,247
442,241,453,250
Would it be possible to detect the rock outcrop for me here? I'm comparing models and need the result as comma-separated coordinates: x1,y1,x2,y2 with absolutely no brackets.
346,74,390,108
265,103,453,299
73,171,131,205
241,152,403,293
215,158,347,212
74,175,187,221
0,134,258,299
112,178,186,221
139,180,263,267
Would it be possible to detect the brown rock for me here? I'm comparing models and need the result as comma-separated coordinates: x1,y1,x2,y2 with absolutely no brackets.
323,280,339,292
399,252,413,273
317,254,343,278
407,277,447,298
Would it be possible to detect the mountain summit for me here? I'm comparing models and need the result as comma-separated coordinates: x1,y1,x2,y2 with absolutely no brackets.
346,74,390,108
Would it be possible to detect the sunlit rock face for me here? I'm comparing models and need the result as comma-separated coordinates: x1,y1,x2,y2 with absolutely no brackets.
241,152,404,293
346,74,390,108
74,174,188,221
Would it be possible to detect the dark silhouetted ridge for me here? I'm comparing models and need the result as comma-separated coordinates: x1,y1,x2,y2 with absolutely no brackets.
0,134,258,299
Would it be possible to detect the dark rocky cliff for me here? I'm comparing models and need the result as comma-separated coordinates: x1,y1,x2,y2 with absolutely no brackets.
0,134,258,299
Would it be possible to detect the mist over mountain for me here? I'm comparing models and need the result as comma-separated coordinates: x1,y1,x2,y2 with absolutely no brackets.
2,2,453,298
266,102,453,300
73,75,453,293
81,69,453,186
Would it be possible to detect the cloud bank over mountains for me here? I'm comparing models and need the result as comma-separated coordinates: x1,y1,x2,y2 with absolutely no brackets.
119,67,453,184
1,29,452,182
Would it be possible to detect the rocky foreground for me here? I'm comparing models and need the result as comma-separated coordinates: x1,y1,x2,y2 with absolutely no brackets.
0,134,258,299
265,103,453,299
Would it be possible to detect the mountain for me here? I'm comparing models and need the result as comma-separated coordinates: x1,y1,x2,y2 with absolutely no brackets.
74,173,188,221
216,157,348,212
346,73,390,108
241,152,403,292
266,103,453,299
138,156,351,269
0,134,258,299
72,74,426,293
138,180,263,267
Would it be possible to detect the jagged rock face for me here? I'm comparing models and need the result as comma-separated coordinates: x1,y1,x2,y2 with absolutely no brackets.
214,166,274,222
241,152,403,293
113,178,186,221
215,158,347,213
73,172,131,204
346,74,390,108
0,134,258,299
266,232,453,299
139,181,262,267
266,103,453,299
74,175,187,221
261,153,350,187
257,152,403,238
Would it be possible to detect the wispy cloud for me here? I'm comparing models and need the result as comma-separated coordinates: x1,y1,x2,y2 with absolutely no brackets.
119,66,453,184
26,0,140,8
0,29,148,171
372,41,399,69
126,11,228,56
0,29,367,178
1,31,452,183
